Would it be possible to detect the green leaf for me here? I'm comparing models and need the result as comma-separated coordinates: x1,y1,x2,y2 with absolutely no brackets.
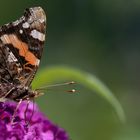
32,65,125,123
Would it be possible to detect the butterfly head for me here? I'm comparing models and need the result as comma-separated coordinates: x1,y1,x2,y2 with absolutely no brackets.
28,89,44,99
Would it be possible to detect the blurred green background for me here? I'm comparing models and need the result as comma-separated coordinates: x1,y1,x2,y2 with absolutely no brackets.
0,0,140,139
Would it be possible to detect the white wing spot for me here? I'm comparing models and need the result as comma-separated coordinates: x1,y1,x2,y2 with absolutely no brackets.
13,20,20,26
22,22,30,28
39,18,45,23
19,29,23,34
36,59,40,66
8,52,18,63
30,29,45,41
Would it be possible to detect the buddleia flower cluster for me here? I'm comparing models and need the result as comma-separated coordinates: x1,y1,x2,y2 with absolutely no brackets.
0,101,69,140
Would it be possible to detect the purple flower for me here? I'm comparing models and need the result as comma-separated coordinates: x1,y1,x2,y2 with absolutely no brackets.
0,101,69,140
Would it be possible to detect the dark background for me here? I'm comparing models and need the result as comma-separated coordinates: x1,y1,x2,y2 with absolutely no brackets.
0,0,140,139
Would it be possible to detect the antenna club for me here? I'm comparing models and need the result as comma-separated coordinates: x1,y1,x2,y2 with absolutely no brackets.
69,81,75,84
67,89,76,93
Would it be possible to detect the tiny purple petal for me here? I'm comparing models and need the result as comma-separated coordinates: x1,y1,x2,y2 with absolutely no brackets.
0,101,69,140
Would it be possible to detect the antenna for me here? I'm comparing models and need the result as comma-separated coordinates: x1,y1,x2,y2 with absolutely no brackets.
35,81,76,93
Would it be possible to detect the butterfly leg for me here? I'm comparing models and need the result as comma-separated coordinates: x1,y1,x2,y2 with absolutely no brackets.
24,98,34,126
28,98,35,125
11,99,22,124
3,87,15,98
24,99,30,125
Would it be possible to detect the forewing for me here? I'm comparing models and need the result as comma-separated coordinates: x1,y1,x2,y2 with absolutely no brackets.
0,7,46,86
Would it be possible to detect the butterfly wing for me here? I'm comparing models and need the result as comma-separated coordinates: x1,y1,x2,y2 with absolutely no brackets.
0,7,46,86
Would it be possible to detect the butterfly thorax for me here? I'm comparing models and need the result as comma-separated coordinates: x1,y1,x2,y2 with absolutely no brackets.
0,83,40,102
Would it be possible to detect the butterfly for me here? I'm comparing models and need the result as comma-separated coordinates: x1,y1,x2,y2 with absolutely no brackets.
0,7,46,102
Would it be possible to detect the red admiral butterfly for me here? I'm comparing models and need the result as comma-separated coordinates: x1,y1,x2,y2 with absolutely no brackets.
0,7,46,102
